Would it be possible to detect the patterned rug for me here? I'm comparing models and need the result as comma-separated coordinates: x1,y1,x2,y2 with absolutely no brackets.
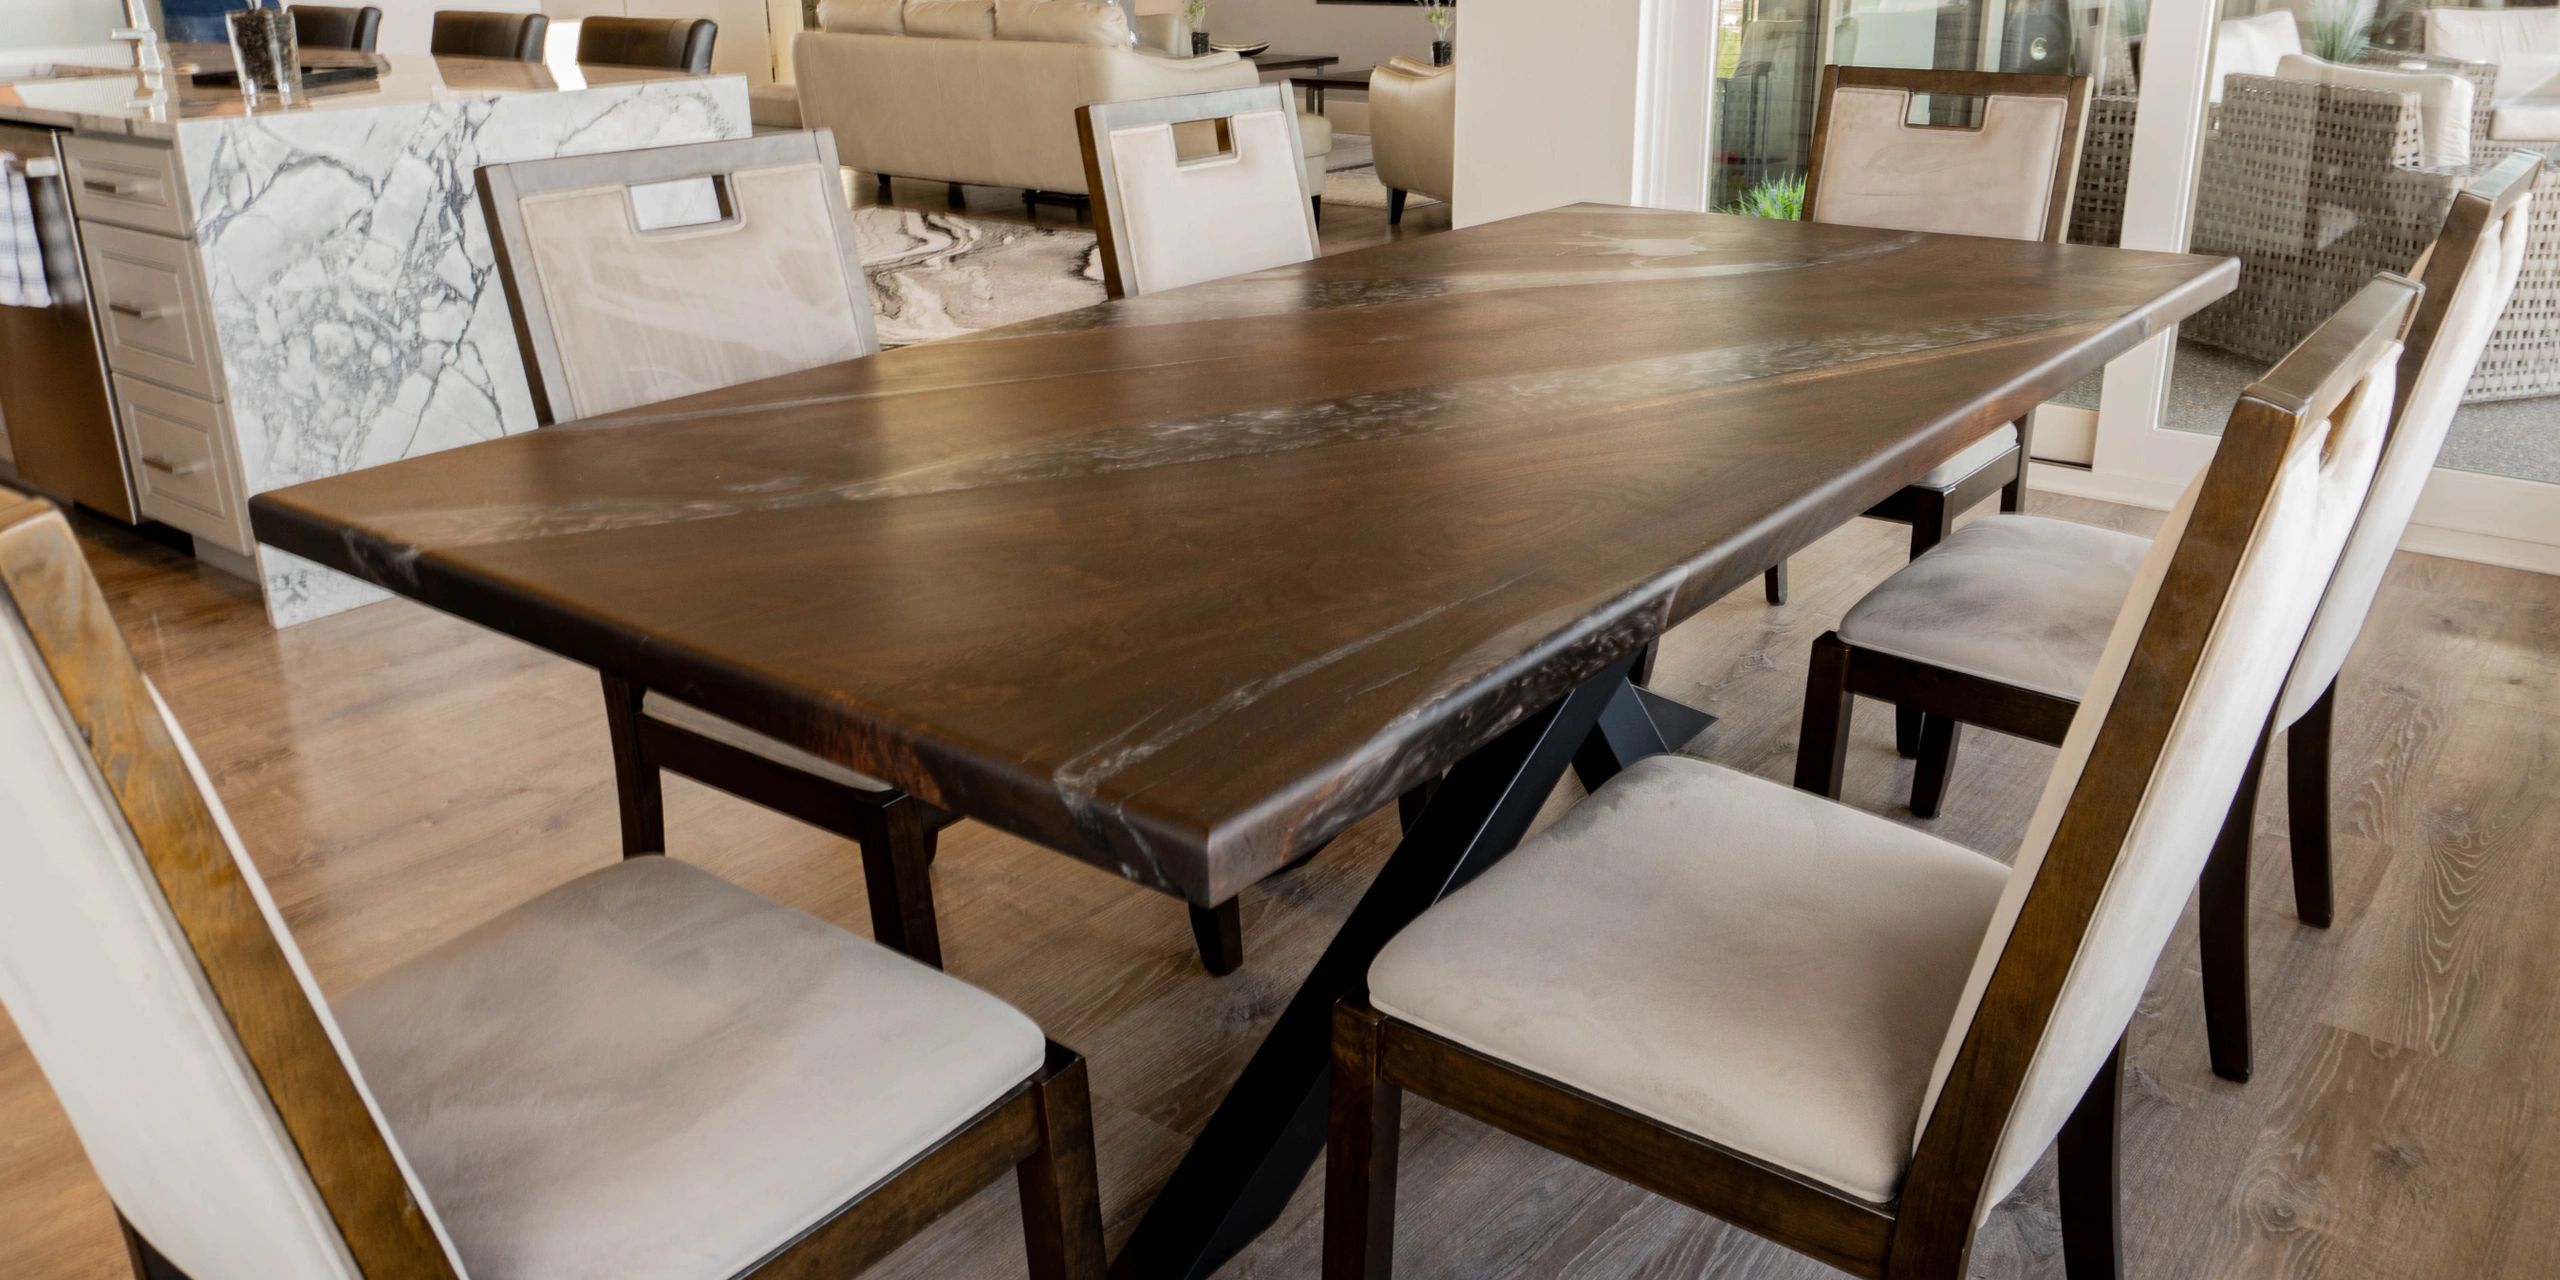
851,206,1104,348
1322,164,1442,213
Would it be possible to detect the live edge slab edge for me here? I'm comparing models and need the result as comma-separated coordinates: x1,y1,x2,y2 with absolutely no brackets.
251,207,2237,904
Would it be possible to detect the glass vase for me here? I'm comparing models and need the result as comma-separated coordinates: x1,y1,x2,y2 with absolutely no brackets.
226,5,301,104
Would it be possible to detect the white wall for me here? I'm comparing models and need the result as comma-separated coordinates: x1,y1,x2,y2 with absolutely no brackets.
3,0,129,56
1205,0,1446,77
1451,0,1641,227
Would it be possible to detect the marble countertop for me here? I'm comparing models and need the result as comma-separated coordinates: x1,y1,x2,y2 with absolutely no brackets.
0,49,732,140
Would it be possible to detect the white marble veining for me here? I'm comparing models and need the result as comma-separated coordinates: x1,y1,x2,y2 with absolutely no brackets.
169,63,744,624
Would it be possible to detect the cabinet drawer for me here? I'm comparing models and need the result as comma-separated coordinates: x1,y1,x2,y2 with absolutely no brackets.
114,375,250,554
62,135,190,237
84,222,222,400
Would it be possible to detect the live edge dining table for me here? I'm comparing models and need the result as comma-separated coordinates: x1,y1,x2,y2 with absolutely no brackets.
249,205,2236,1279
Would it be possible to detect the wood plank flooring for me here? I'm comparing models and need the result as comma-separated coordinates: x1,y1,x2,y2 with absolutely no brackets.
6,488,2554,1279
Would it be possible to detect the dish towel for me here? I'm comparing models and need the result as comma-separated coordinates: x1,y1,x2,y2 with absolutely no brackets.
0,151,51,309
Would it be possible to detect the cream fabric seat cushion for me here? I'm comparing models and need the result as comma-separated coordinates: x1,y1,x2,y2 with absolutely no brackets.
337,855,1045,1280
907,0,997,39
643,692,895,792
1369,755,2009,1204
817,0,904,34
2421,7,2560,64
1838,513,2147,700
997,0,1128,45
2491,92,2560,143
1913,423,2017,490
2275,54,2473,167
2214,11,2303,104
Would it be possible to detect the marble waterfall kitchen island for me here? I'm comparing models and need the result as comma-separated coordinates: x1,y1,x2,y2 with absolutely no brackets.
0,54,746,624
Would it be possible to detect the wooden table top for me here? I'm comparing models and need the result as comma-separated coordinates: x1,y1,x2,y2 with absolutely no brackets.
251,206,2235,905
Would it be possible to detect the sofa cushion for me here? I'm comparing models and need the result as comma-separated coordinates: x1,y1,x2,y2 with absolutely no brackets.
2214,11,2301,103
907,0,997,39
2422,7,2560,64
2275,53,2473,167
816,0,903,35
2493,92,2560,143
998,0,1129,46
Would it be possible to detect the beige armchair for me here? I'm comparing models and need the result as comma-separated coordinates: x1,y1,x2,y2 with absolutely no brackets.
1369,57,1453,223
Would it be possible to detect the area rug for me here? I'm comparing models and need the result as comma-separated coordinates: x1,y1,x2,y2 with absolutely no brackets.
850,206,1104,348
1323,163,1442,213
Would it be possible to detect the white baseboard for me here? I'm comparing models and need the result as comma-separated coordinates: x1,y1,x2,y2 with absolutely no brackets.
2029,459,2560,577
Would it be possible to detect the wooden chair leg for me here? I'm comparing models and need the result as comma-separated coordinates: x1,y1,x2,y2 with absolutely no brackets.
1017,1045,1108,1280
948,181,966,207
875,172,892,198
1907,490,1959,560
859,799,945,969
2287,679,2337,928
1909,714,1962,819
1763,560,1789,605
1894,706,1925,759
1325,1001,1402,1280
2002,415,2034,514
1190,899,1244,976
118,1212,190,1280
1312,194,1323,220
2056,1036,2124,1280
2199,732,2269,1083
598,674,665,858
1794,631,1854,798
1388,188,1408,225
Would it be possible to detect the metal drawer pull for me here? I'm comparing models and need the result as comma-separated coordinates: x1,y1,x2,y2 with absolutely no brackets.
81,177,145,197
108,300,170,321
141,454,208,478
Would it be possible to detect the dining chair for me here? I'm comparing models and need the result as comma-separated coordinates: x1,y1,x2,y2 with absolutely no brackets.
478,130,1260,978
289,3,383,52
430,8,550,61
1075,84,1320,299
0,490,1106,1280
1792,153,2541,1083
576,14,718,73
1325,274,2417,1280
1756,65,2092,609
473,130,961,953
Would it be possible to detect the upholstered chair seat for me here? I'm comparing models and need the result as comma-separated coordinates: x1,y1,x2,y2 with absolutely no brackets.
337,855,1042,1278
1837,513,2148,700
642,693,895,792
1746,65,2092,606
1371,756,2008,1203
1913,423,2020,490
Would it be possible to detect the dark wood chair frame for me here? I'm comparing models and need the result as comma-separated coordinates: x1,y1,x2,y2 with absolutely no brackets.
0,492,1107,1280
1758,64,2094,608
1324,277,2421,1279
481,131,1281,977
1792,154,2538,1083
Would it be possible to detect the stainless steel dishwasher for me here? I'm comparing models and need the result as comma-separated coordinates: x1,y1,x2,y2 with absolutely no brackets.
0,120,135,522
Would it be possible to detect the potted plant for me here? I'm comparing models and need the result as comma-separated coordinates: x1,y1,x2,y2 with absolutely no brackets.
1186,0,1212,55
1416,0,1453,66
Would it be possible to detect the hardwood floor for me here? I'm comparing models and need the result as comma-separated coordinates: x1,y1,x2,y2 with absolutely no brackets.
8,489,2554,1279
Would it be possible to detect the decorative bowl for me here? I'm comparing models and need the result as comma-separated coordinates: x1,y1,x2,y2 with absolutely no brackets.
1211,40,1272,57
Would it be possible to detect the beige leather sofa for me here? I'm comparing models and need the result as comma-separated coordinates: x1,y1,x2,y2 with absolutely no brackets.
796,0,1331,198
1369,57,1453,222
